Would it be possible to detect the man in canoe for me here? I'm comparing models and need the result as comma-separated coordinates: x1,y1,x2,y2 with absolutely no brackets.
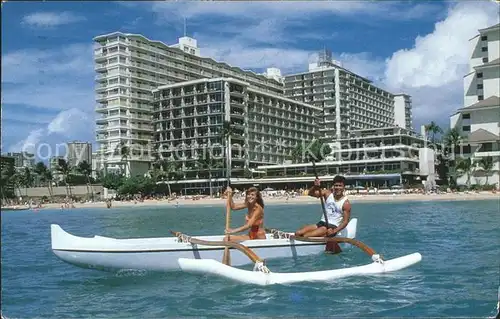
224,186,266,240
295,175,351,238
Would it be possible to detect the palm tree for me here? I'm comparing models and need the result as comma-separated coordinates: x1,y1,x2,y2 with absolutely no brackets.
444,128,466,158
444,128,466,186
456,157,474,188
21,167,34,197
56,158,72,197
221,120,232,180
120,143,130,177
425,121,443,143
476,156,494,185
291,142,304,164
0,160,16,201
148,161,164,182
76,161,93,200
197,153,223,197
11,172,24,200
44,170,54,199
154,159,178,197
34,162,53,198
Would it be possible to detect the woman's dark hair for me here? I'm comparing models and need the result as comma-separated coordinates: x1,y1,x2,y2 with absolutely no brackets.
332,175,346,185
246,187,265,208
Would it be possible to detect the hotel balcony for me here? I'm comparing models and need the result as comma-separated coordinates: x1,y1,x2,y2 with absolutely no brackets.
94,63,107,72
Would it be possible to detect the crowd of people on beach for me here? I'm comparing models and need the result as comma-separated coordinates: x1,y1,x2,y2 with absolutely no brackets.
1,180,497,212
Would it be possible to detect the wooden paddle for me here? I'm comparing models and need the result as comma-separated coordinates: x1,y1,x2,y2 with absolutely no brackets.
311,160,330,230
222,190,231,265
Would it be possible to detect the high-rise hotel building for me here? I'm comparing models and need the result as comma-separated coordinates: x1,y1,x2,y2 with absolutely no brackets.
93,32,283,176
450,23,500,188
152,78,320,181
284,50,413,148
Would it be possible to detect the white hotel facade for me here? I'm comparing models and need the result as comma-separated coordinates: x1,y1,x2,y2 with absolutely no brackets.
284,50,413,144
93,32,283,177
93,32,429,192
450,23,500,188
152,78,319,190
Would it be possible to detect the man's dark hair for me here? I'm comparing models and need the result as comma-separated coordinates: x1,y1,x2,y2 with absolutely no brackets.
332,175,346,185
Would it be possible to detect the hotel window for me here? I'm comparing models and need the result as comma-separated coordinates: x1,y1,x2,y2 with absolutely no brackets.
462,113,470,119
462,125,471,132
477,84,483,89
481,47,488,52
481,35,487,41
477,72,483,78
478,95,484,100
482,57,489,63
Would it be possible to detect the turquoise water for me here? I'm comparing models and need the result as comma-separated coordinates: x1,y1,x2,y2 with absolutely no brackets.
1,200,499,318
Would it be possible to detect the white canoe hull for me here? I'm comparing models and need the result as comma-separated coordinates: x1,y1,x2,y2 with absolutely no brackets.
51,219,358,272
178,252,422,286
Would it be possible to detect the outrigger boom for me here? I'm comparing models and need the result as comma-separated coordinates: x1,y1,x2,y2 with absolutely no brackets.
176,229,422,286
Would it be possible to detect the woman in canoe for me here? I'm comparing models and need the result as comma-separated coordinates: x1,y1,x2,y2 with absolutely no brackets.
224,186,266,241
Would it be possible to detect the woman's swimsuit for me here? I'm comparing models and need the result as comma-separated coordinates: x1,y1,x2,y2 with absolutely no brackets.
246,212,264,239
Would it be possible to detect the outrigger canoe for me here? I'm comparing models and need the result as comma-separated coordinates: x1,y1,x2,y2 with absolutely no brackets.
50,218,358,272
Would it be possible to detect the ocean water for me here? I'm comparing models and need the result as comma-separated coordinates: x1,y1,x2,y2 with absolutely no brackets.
1,199,499,318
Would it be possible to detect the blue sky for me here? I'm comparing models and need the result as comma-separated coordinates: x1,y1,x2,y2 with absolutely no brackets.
1,1,499,160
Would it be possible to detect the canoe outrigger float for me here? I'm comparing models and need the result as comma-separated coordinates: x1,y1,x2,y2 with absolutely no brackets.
176,230,422,286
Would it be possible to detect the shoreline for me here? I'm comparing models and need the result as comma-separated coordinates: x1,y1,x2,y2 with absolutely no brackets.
2,192,498,211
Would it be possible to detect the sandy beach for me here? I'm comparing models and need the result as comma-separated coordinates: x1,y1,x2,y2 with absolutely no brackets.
4,192,496,211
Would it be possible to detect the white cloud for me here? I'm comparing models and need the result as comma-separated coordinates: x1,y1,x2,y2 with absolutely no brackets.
379,1,499,128
201,45,314,73
22,11,85,28
2,43,95,153
193,1,498,129
1,44,93,84
384,1,499,89
47,108,92,136
338,52,386,83
8,129,44,154
148,1,440,22
5,108,94,157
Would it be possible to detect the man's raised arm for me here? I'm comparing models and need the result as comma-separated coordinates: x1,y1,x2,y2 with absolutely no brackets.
307,178,324,198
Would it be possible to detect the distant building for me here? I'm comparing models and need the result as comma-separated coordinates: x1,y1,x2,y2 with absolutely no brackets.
283,49,410,145
393,94,413,130
91,152,99,178
4,152,35,170
245,126,434,189
0,156,16,197
67,141,92,167
152,77,320,192
450,23,499,188
94,32,283,177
